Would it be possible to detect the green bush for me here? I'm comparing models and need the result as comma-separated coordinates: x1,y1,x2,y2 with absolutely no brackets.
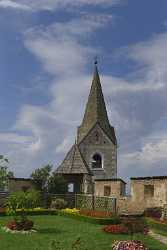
59,210,120,225
6,190,40,222
122,217,148,234
0,208,58,217
50,198,67,209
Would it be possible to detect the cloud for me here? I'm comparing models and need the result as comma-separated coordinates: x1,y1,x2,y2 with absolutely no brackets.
0,0,121,11
127,139,167,166
24,16,112,76
0,0,31,10
1,13,167,179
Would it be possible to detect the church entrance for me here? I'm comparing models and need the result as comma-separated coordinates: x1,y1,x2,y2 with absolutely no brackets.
62,174,84,193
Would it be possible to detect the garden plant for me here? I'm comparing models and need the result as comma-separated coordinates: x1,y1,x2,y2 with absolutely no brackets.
5,190,40,232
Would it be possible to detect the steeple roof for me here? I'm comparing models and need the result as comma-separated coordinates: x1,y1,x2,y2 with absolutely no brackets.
77,64,116,144
56,143,92,175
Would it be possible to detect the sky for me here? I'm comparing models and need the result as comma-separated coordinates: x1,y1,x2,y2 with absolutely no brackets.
0,0,167,182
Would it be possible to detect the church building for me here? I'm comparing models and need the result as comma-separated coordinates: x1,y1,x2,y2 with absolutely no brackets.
56,63,126,196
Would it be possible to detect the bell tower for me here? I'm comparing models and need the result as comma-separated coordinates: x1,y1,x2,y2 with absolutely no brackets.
77,62,117,179
56,62,117,193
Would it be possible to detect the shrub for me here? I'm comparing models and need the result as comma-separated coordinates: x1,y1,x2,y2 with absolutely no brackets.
6,190,40,221
6,190,40,230
122,217,148,234
103,224,128,234
112,240,149,250
61,208,79,214
144,207,162,219
50,198,67,209
59,210,120,225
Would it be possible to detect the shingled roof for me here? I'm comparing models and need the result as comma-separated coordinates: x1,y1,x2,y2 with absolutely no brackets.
56,143,92,175
77,65,116,144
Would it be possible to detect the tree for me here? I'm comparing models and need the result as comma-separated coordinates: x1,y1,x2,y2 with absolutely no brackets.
30,164,52,191
48,173,67,194
0,155,14,191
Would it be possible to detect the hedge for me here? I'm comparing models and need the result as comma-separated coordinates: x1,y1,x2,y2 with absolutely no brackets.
0,209,58,216
146,217,167,232
58,210,121,225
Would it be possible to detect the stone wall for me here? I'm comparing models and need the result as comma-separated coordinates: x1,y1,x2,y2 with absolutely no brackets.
8,178,36,192
117,177,167,214
79,123,117,179
131,177,167,208
94,179,126,198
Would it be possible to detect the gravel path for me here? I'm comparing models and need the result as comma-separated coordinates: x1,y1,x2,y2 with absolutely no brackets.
148,230,167,245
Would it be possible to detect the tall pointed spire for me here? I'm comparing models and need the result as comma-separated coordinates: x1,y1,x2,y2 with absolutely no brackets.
77,62,116,144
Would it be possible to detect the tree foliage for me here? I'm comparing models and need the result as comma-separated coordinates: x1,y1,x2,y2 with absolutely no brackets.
48,173,67,194
0,155,14,191
6,190,40,222
30,164,52,191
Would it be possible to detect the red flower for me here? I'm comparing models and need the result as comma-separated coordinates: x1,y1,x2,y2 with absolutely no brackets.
103,224,128,234
79,209,112,218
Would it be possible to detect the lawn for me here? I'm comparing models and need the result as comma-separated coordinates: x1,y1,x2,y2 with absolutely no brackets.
0,215,166,250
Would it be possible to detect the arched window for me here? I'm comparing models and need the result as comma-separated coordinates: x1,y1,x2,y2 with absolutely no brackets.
91,153,102,168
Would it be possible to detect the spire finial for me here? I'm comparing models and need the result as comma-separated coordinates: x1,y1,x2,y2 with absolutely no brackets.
94,56,98,65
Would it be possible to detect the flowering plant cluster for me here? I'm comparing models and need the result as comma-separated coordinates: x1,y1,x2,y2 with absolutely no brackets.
103,224,128,234
0,207,6,212
6,219,34,231
112,240,149,250
61,208,79,214
79,209,112,218
145,208,162,219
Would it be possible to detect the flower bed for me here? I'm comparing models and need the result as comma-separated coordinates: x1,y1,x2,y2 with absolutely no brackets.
112,240,149,250
61,208,79,214
1,226,37,234
144,207,162,219
59,208,120,225
79,209,112,218
6,219,34,231
103,224,128,234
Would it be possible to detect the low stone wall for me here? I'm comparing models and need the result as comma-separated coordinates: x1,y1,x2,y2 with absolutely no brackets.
117,196,145,215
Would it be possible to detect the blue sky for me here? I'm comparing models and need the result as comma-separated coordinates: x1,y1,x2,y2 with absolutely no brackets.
0,0,167,181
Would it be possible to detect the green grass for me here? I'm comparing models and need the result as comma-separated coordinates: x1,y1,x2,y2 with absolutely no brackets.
152,228,167,237
0,215,166,250
146,218,167,236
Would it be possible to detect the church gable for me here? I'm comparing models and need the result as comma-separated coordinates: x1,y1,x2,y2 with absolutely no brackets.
79,122,114,147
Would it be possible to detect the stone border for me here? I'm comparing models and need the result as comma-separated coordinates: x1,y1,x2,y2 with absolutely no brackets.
1,226,37,234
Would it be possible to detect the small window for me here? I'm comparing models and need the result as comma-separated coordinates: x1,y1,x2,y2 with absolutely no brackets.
68,183,74,193
91,153,102,168
95,131,99,141
144,185,154,198
104,186,111,196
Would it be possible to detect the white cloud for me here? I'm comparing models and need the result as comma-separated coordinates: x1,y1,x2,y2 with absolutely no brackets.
121,137,167,169
0,0,30,10
1,14,167,178
0,0,121,11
